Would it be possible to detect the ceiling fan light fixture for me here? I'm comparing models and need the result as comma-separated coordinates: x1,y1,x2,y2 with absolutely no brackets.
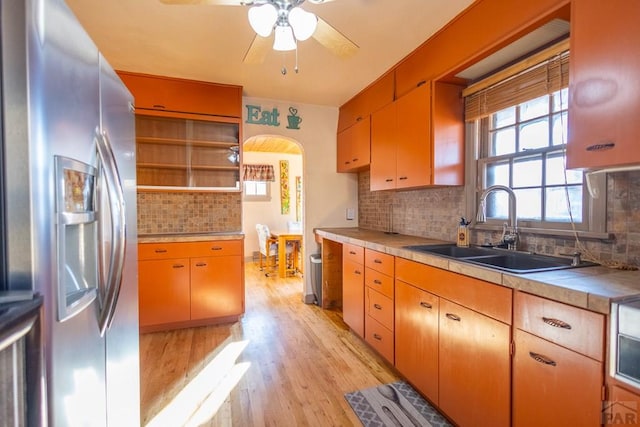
273,25,297,51
288,7,318,41
248,3,278,37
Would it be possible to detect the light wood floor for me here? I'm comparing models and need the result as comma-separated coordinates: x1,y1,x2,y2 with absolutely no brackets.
139,261,400,426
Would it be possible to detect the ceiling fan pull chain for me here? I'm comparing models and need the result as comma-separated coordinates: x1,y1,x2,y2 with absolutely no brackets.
294,40,299,73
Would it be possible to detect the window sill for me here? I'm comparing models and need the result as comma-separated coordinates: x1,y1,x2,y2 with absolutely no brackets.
471,224,614,242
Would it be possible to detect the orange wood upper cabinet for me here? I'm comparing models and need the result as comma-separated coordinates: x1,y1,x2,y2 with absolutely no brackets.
370,81,464,191
117,71,242,118
336,116,371,173
337,71,394,133
342,244,365,337
439,298,511,427
512,291,605,427
567,0,640,169
395,279,439,405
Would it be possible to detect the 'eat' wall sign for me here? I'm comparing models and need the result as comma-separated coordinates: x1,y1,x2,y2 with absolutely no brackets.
245,105,302,130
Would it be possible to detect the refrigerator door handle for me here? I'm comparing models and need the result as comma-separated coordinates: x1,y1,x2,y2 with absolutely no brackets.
95,128,127,336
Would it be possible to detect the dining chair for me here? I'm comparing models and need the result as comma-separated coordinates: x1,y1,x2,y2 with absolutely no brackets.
256,224,296,276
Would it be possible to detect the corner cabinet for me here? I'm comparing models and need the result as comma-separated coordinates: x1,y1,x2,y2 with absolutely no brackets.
370,81,464,191
567,0,640,169
117,71,243,191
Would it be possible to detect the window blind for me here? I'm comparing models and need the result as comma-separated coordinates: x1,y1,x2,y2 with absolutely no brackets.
464,49,569,122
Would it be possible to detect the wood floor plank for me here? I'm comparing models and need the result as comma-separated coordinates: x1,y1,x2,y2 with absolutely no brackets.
140,261,400,426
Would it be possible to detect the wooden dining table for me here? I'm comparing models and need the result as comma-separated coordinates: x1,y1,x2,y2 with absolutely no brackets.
270,230,303,278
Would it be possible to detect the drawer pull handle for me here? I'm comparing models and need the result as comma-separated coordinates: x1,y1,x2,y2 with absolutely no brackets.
542,317,572,329
154,249,168,253
374,259,383,264
211,246,223,251
529,351,557,367
374,303,383,310
354,270,362,275
349,250,357,255
152,104,166,110
420,302,432,309
586,142,615,152
344,161,350,165
446,313,461,321
195,262,207,267
417,80,427,87
385,178,393,182
353,158,359,162
173,264,185,269
373,279,382,285
398,176,408,180
373,333,382,341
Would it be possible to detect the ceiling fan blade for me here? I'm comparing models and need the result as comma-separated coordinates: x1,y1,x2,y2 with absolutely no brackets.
313,17,358,59
159,0,247,5
243,34,271,64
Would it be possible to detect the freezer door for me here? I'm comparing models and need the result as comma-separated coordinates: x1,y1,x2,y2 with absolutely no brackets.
98,55,140,426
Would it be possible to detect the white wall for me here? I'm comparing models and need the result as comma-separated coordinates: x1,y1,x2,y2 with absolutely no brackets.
242,96,359,300
242,151,302,256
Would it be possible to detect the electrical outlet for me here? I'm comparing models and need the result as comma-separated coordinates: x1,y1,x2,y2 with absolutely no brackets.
346,208,355,220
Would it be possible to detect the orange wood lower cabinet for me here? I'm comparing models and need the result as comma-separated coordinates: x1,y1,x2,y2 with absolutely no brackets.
438,298,511,427
513,329,603,427
138,258,191,327
342,258,365,337
606,385,640,426
190,255,243,320
365,314,394,364
394,279,439,405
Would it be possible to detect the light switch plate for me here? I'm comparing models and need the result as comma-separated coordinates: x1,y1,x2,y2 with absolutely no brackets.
346,208,355,220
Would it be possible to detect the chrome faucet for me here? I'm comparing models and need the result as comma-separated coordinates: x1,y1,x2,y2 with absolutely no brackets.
476,185,519,251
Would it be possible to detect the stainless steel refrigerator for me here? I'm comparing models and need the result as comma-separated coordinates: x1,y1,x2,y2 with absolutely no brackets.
1,0,140,425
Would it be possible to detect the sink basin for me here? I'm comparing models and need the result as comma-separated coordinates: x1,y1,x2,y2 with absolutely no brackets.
403,244,597,273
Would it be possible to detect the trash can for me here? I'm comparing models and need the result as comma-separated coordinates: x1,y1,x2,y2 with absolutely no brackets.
310,253,322,305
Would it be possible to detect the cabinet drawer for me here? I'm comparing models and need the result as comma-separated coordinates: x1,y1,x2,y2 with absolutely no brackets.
514,291,604,361
138,242,194,260
365,249,394,276
365,268,394,299
513,329,603,427
366,287,393,330
365,315,394,364
343,243,364,264
189,240,242,257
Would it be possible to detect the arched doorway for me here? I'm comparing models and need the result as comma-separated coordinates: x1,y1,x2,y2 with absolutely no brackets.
241,135,304,277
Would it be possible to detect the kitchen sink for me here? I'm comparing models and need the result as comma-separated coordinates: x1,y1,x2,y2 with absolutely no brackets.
403,244,597,273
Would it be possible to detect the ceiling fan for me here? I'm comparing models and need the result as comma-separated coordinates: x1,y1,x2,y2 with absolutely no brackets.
159,0,359,66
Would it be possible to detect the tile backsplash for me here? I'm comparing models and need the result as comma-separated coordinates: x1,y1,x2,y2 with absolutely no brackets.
137,192,241,235
358,170,640,268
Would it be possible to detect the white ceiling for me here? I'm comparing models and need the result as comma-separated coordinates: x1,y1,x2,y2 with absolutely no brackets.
66,0,475,107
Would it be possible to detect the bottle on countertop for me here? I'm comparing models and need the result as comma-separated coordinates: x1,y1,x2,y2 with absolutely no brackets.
457,217,470,247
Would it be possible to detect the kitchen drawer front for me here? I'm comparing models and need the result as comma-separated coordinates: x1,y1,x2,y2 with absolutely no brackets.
343,243,364,264
396,258,511,324
515,291,604,361
365,249,394,276
365,268,394,299
365,315,394,364
138,242,194,260
189,240,242,257
366,287,394,330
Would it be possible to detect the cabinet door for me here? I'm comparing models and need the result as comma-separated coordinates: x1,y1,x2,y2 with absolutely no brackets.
432,81,464,185
343,259,365,337
395,280,439,404
439,299,511,427
370,101,397,191
190,255,243,320
138,258,190,327
513,329,603,427
337,117,370,173
567,0,640,169
396,83,432,189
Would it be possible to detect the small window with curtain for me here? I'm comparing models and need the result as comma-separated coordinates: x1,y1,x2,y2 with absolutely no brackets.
243,164,275,201
465,44,606,235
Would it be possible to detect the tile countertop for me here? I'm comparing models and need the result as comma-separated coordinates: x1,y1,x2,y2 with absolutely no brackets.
315,227,640,314
138,231,244,244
